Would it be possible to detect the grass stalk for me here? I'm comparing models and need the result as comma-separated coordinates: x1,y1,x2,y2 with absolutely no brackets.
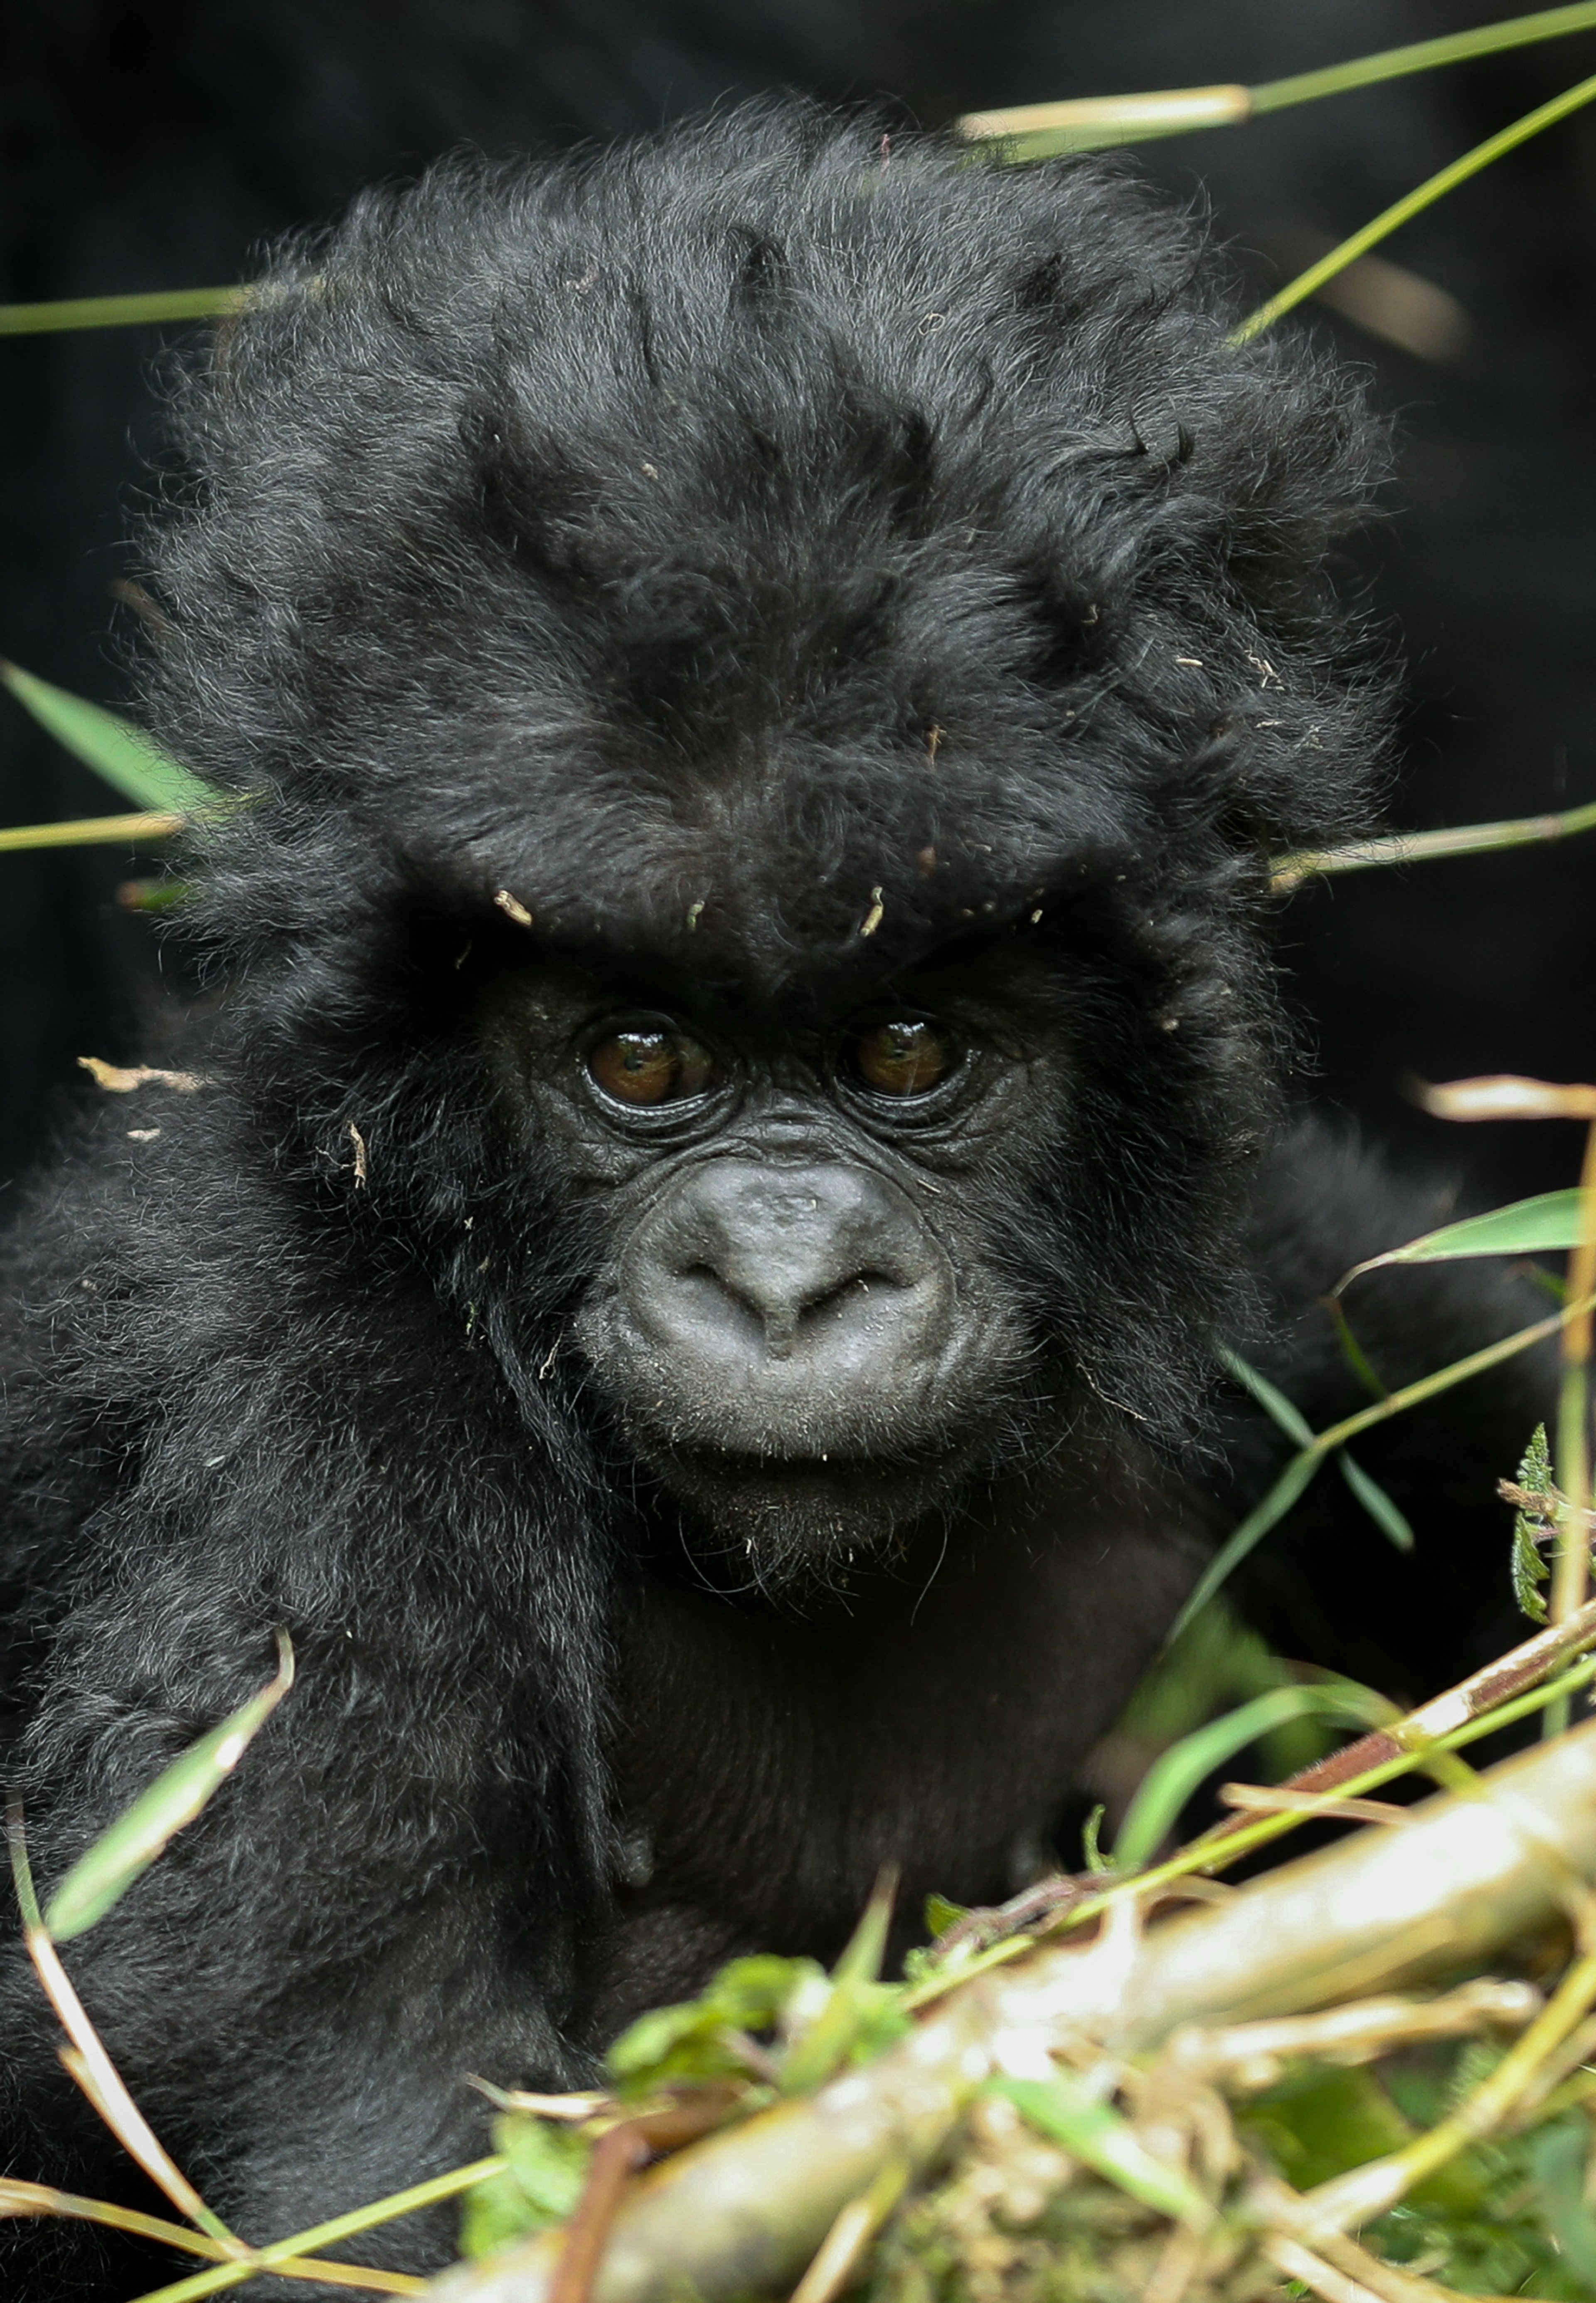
0,287,247,337
1304,1945,1596,2231
960,2,1596,156
128,2162,504,2303
1271,795,1596,892
0,811,186,852
1173,1290,1596,1638
1232,68,1596,342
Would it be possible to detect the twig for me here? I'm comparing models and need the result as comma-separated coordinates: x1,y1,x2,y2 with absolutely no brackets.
5,1803,241,2251
1217,1785,1406,1826
548,2096,737,2303
1272,1593,1596,1800
1271,796,1596,892
786,2156,909,2303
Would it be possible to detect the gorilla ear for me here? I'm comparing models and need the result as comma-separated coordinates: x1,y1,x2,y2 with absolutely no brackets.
459,392,597,580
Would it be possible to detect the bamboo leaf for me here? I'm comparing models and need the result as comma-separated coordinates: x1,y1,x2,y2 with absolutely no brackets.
986,2075,1211,2224
1112,1682,1388,1870
1337,1450,1416,1552
1,663,217,817
44,1635,295,1942
1340,1190,1587,1287
1217,1343,1314,1446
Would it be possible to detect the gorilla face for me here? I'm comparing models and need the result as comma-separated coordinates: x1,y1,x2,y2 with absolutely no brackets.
487,942,1058,1579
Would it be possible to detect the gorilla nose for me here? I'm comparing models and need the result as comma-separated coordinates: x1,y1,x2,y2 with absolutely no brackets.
626,1160,955,1378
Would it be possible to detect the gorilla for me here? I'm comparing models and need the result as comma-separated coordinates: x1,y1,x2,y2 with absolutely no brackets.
0,101,1554,2291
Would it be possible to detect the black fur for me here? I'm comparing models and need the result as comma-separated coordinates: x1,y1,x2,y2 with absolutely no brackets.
0,105,1554,2293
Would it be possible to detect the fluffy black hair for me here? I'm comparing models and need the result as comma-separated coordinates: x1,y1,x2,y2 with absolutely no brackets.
14,106,1544,2296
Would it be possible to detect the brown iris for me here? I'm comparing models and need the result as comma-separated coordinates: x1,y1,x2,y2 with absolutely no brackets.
850,1018,953,1099
587,1026,719,1107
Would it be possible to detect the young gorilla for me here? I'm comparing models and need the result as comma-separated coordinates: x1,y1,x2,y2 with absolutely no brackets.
0,103,1552,2289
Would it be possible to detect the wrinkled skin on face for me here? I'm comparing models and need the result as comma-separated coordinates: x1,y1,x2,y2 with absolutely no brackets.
480,940,1064,1587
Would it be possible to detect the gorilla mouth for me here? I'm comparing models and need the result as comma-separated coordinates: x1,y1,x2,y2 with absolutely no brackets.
633,1427,991,1573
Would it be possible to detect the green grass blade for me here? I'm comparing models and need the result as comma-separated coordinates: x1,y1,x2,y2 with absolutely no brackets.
961,3,1596,161
45,1637,295,1942
1113,1682,1388,1870
1337,1450,1416,1553
1340,1191,1588,1288
1251,3,1596,113
1,663,216,816
1169,1449,1323,1644
1218,1343,1315,1446
988,2075,1211,2222
1234,68,1596,342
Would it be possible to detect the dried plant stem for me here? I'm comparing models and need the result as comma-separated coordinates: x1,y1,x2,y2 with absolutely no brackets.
958,3,1596,155
128,2162,503,2303
1553,1118,1596,1624
1283,1591,1596,1798
0,811,186,852
5,1805,239,2251
1271,796,1596,892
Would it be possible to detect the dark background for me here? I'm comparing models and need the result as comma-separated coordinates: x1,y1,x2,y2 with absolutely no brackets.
4,0,1594,1206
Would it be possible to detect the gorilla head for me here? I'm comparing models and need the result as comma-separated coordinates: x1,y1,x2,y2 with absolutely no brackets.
143,103,1381,1595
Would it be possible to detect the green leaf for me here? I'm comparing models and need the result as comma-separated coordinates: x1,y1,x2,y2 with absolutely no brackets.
1340,1190,1589,1288
1240,2064,1415,2194
1217,1344,1314,1446
1167,1447,1324,1642
1,662,217,816
1510,1423,1554,1625
1336,1450,1416,1552
606,1953,820,2094
987,2075,1210,2224
924,1894,966,1938
1112,1679,1388,1871
43,1635,294,1941
830,1870,894,1986
1528,2116,1596,2287
460,2116,589,2259
1081,1804,1110,1875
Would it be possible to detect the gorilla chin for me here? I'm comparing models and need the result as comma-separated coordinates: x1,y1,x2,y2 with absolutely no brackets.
637,1435,985,1597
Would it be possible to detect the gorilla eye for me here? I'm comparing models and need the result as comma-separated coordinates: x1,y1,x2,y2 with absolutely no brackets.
848,1018,953,1099
587,1025,719,1107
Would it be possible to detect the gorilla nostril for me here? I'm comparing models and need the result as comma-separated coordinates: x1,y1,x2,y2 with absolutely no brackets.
632,1159,953,1373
